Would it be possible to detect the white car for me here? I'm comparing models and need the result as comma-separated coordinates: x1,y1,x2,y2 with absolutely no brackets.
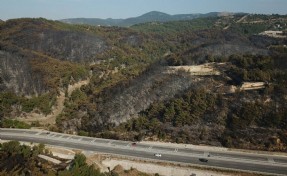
154,153,162,157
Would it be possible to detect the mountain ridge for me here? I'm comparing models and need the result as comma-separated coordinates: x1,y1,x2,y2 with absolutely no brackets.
60,11,240,27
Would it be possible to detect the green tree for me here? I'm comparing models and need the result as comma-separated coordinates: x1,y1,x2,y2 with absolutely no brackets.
59,153,103,176
163,103,175,122
73,153,87,168
20,145,32,159
149,118,161,133
38,143,45,154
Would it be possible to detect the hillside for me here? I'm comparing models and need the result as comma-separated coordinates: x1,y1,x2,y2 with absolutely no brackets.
60,11,239,27
1,14,287,151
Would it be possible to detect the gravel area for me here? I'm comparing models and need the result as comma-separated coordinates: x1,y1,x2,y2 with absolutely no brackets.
101,158,231,176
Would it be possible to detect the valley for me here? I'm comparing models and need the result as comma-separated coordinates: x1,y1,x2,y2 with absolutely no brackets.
0,12,287,164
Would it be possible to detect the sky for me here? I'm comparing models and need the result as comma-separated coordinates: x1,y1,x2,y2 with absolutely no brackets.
0,0,287,20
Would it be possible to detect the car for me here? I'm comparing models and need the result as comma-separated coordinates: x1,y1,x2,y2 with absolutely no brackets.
199,158,208,162
131,142,137,146
154,153,162,157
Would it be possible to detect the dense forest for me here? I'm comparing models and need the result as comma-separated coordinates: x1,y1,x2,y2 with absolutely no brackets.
0,14,287,151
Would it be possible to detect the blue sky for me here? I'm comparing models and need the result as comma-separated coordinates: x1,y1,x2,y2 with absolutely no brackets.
0,0,287,20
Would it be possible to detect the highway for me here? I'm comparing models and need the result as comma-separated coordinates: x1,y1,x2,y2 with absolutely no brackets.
1,128,287,175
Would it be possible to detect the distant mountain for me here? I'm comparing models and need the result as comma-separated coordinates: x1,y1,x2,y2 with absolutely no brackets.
60,11,237,27
121,11,173,26
61,18,123,26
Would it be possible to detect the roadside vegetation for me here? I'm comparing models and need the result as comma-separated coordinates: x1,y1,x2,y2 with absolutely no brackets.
0,141,151,176
0,119,31,129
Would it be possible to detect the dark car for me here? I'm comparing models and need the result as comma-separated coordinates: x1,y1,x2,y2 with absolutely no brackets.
199,158,208,162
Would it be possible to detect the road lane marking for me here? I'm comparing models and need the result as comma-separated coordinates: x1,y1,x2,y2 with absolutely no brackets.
2,129,287,169
35,132,42,135
268,157,275,164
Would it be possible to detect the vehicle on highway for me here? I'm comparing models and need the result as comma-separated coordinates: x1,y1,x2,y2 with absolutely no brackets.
199,158,208,162
131,142,137,146
154,153,162,157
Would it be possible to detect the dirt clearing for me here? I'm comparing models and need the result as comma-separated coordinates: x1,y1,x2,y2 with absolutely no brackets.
167,63,221,76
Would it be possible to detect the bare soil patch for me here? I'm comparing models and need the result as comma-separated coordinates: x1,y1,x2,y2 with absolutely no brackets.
167,63,221,76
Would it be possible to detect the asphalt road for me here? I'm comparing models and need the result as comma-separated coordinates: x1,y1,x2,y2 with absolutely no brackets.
1,128,287,175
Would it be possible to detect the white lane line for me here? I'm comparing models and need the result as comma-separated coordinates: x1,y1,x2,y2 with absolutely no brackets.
35,132,42,135
268,157,275,164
